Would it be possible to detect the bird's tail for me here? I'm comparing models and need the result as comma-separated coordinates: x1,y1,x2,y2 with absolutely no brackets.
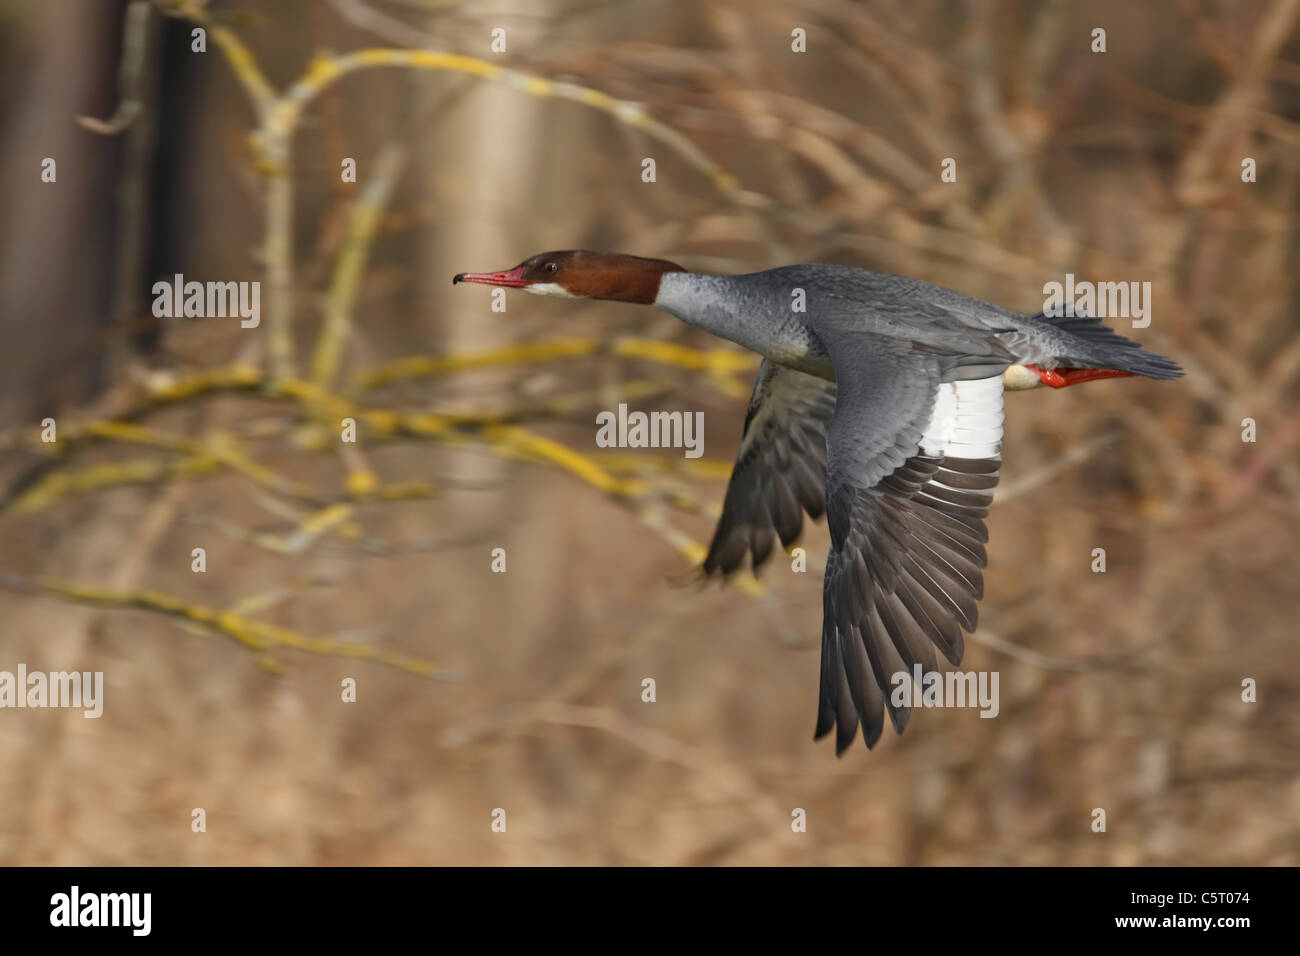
1032,310,1183,380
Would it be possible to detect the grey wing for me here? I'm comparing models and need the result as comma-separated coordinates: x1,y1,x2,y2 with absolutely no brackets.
702,360,836,576
814,334,1004,754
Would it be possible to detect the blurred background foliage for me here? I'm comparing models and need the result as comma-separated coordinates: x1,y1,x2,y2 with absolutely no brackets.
0,0,1297,864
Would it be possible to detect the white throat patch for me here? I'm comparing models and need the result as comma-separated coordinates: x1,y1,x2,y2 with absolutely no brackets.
523,282,577,298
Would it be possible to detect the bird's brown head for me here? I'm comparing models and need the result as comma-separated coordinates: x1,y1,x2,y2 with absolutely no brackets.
452,250,685,304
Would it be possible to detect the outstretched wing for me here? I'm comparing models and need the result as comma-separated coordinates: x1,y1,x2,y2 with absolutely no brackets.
702,360,837,576
815,335,1005,754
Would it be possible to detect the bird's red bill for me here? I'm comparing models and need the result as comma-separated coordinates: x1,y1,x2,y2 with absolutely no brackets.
452,266,531,288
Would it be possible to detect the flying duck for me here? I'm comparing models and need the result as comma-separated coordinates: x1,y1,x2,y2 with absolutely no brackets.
454,251,1182,753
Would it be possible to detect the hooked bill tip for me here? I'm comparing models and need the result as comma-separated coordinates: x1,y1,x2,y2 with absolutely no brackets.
451,273,465,285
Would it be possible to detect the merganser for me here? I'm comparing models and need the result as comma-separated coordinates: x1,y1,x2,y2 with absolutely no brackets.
453,251,1182,754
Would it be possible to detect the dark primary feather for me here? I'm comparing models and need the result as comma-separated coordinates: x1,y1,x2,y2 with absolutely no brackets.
702,361,836,576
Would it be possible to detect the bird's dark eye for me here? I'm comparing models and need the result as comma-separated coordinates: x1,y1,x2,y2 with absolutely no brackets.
545,262,558,273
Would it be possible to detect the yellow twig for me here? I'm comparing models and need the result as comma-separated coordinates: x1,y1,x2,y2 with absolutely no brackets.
0,573,439,677
356,337,757,391
591,453,736,481
71,422,313,500
7,454,221,515
264,158,295,381
272,49,741,196
313,143,406,388
160,0,277,113
479,424,645,498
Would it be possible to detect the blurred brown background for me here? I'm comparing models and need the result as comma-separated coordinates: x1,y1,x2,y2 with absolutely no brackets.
0,0,1297,865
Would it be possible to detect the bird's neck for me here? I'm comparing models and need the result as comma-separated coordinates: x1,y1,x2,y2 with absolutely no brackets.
653,271,827,376
653,272,759,347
